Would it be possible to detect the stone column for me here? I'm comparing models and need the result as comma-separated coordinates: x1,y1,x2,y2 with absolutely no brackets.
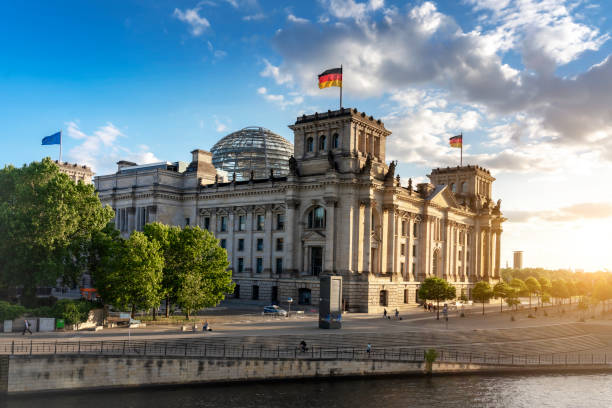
362,200,372,274
264,205,273,276
285,199,299,275
227,210,235,270
384,205,396,275
495,229,501,279
324,197,337,273
127,207,136,233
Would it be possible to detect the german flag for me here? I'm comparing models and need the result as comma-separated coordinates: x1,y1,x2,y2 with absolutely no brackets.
318,67,342,89
449,134,462,148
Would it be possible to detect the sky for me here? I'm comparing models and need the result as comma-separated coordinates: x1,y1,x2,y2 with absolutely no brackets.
1,0,612,272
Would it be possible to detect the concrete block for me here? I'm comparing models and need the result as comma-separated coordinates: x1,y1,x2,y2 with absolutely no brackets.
38,318,55,332
3,320,12,333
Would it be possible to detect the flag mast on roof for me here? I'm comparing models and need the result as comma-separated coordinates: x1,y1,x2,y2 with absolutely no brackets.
42,130,62,163
449,133,463,166
318,66,343,109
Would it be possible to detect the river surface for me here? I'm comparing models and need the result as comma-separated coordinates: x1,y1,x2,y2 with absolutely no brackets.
2,372,611,408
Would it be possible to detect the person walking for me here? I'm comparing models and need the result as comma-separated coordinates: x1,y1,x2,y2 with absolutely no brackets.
366,343,371,356
383,308,387,319
22,319,32,335
395,309,399,320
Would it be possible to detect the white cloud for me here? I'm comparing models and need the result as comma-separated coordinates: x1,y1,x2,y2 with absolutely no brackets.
287,14,309,23
66,122,159,174
173,7,210,36
243,13,265,21
215,118,229,132
257,87,304,110
260,58,293,85
324,0,384,21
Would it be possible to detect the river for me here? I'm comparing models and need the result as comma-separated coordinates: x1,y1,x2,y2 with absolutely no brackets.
2,372,611,407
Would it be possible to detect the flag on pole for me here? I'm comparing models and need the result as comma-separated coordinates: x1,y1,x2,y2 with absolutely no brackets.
42,131,61,145
449,134,462,148
318,67,342,89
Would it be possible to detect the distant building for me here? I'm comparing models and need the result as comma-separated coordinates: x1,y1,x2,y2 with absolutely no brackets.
55,160,94,184
513,251,523,270
95,108,506,312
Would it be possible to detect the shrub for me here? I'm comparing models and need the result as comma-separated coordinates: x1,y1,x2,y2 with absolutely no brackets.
0,301,26,321
51,300,96,327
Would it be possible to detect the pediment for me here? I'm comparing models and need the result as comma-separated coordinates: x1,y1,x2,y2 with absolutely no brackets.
427,185,460,208
302,230,326,241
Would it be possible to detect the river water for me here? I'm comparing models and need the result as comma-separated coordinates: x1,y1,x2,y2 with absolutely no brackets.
2,372,611,408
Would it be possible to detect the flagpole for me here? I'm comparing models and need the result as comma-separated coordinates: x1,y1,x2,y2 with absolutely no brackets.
59,130,62,164
460,131,463,167
339,64,343,109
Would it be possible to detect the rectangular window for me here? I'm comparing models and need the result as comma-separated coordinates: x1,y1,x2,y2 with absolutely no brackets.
256,258,263,273
252,285,259,300
203,217,210,231
413,223,418,238
238,215,246,231
412,262,416,275
256,238,264,251
404,289,409,304
276,213,285,230
220,239,226,249
237,258,244,273
238,238,244,251
466,266,470,275
458,266,462,275
400,262,404,273
185,217,190,226
402,220,407,236
400,244,405,256
458,250,462,259
220,216,227,232
412,244,417,257
276,257,283,274
467,251,470,261
276,238,283,251
257,214,265,231
234,284,240,299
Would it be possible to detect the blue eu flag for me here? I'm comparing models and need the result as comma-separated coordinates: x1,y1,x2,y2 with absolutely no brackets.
42,131,61,145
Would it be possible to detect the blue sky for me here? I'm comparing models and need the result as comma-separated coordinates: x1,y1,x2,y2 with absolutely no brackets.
2,0,612,271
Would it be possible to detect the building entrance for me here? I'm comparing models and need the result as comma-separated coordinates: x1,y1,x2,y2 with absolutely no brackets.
311,246,323,276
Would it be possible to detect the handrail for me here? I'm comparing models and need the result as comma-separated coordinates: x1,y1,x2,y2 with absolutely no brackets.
0,339,608,367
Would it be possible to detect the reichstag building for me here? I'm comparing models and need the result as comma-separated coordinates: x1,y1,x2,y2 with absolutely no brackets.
95,108,505,313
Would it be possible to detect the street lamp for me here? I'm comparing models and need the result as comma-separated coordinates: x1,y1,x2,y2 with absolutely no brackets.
287,297,293,317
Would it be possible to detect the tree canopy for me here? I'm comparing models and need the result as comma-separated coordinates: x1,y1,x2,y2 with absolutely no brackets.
0,158,114,304
473,281,494,315
418,277,455,320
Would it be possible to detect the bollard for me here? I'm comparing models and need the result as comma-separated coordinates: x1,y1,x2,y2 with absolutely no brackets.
30,339,33,356
123,340,126,355
11,341,14,355
78,341,81,355
101,341,104,355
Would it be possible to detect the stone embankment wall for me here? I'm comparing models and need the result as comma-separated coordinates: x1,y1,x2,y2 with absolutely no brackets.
1,355,611,394
0,355,485,394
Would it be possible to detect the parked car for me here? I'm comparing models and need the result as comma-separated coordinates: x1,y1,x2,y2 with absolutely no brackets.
263,305,287,316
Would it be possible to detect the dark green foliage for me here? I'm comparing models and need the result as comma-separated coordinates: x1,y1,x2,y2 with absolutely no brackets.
0,301,26,321
0,158,114,305
418,277,455,320
50,299,96,327
473,281,494,315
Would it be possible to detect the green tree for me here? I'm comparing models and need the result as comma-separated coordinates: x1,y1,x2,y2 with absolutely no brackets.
143,222,182,318
417,277,456,320
505,287,521,311
524,277,541,311
493,281,510,312
550,279,569,306
0,158,114,305
537,277,552,307
593,279,612,313
473,281,494,315
94,232,164,317
51,299,95,329
172,226,234,319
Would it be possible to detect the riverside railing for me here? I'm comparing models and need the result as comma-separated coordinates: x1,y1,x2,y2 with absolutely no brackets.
0,339,610,367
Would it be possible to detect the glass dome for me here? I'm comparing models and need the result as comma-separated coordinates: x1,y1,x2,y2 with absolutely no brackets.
211,127,294,181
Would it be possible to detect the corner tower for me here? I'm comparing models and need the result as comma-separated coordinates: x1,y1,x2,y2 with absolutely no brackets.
288,108,391,178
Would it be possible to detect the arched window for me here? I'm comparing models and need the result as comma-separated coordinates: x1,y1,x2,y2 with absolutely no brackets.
306,137,314,152
307,206,326,229
332,133,340,149
461,182,467,193
451,183,456,193
432,248,440,277
319,135,327,151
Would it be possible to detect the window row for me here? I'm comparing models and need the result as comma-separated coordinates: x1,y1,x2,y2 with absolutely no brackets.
202,213,285,232
219,238,284,252
400,220,419,237
305,133,340,153
234,257,284,274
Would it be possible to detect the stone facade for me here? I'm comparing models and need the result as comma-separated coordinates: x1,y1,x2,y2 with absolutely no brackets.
95,108,505,313
55,160,94,184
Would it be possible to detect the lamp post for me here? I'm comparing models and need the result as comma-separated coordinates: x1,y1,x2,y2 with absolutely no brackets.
287,297,293,318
